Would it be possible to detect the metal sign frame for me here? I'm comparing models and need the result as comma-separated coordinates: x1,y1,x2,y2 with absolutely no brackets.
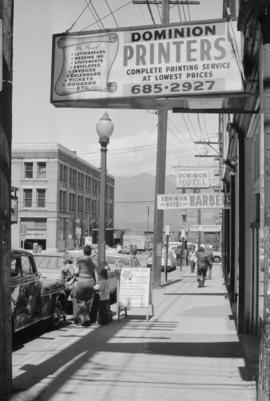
50,18,250,112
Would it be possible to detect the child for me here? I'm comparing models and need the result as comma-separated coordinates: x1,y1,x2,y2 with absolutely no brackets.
97,268,112,325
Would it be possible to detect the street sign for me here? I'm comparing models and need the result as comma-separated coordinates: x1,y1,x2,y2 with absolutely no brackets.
165,225,170,235
157,192,225,210
190,225,221,232
176,169,210,188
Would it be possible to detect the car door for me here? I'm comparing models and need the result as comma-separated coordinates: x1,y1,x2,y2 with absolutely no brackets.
11,256,26,330
20,253,42,322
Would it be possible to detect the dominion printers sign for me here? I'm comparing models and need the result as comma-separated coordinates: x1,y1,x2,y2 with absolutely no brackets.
51,19,244,109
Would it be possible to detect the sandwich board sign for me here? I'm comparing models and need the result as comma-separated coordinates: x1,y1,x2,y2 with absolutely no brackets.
117,267,153,320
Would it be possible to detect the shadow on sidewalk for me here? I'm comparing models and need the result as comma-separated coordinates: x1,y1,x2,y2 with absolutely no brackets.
9,314,258,401
164,292,227,296
160,278,183,287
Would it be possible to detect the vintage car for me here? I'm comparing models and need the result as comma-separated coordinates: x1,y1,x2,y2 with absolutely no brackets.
146,250,177,272
11,249,67,334
63,249,142,300
212,250,222,263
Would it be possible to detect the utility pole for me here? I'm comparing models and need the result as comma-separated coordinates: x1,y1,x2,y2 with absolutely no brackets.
152,0,169,288
0,0,14,398
133,0,199,287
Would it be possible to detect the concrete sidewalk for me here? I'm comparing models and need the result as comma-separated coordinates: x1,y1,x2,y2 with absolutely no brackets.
8,264,258,401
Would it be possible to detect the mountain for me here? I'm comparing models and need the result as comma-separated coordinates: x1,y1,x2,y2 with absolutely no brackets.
114,173,182,233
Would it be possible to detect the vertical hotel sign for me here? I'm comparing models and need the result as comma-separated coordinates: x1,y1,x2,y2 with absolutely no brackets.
0,20,2,92
51,19,243,107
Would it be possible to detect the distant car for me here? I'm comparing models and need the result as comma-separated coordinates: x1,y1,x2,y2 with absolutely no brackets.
63,249,142,302
11,249,66,334
212,250,222,263
146,250,176,272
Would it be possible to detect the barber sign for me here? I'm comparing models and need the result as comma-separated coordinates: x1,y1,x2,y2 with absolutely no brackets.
157,192,225,210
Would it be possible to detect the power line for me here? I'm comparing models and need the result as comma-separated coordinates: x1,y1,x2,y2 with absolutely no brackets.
168,117,197,155
66,3,90,32
81,1,132,31
177,5,183,22
105,0,119,27
186,2,191,19
84,0,105,29
181,3,187,21
146,0,156,23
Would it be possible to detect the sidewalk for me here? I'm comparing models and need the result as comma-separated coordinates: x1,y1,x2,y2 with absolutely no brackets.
8,264,258,401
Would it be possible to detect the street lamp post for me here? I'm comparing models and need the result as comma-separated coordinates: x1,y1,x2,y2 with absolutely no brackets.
96,112,114,272
74,217,81,249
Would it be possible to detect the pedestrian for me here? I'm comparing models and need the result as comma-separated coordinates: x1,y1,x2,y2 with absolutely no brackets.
175,244,182,271
130,244,138,255
96,268,112,325
116,243,122,253
196,246,209,287
180,237,188,269
71,245,98,326
206,245,214,279
189,245,197,273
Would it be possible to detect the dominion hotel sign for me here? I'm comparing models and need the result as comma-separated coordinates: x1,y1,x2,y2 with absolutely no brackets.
51,19,243,109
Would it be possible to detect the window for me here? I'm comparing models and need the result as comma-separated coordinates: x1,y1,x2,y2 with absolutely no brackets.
59,190,67,212
37,189,46,208
11,258,20,277
77,195,83,213
70,169,77,188
24,162,33,179
69,193,76,212
85,176,91,191
92,199,97,217
23,189,32,207
37,162,46,179
78,172,84,190
92,180,98,196
60,164,67,182
21,255,34,275
85,197,91,213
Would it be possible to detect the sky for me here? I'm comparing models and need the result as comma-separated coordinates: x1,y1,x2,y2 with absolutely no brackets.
12,0,223,178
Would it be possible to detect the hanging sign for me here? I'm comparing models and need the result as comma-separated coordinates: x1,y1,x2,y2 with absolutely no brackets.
0,20,2,92
51,19,243,109
176,169,210,188
190,224,221,232
157,192,225,209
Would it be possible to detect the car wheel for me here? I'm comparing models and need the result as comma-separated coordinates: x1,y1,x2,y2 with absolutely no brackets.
50,297,66,329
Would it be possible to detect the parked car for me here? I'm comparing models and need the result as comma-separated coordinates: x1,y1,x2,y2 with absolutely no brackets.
212,250,222,263
146,250,176,272
11,249,67,334
63,249,142,302
200,244,222,263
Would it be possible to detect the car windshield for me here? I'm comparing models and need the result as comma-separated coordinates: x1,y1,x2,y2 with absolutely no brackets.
33,254,64,270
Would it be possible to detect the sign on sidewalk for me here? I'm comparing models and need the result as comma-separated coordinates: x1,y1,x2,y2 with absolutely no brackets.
117,267,153,320
157,192,225,210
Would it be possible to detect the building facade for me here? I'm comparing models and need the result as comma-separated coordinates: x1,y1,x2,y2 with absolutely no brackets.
221,1,270,400
11,143,114,252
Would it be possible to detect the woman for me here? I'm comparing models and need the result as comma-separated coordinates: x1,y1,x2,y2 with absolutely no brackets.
71,245,98,326
189,245,197,273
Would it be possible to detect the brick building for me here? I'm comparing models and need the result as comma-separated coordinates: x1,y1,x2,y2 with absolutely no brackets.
11,143,114,251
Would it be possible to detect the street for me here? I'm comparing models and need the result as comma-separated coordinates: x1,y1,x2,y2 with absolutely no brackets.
9,264,257,401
